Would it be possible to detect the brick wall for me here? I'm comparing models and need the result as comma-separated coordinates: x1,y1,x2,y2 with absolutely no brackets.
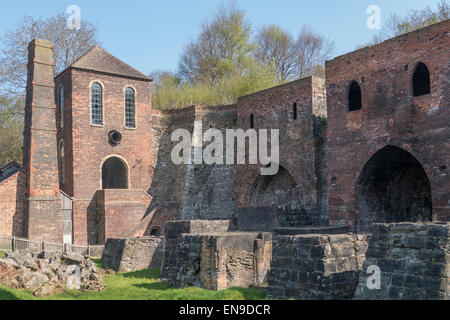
236,76,327,227
0,172,25,237
326,20,450,230
54,68,153,244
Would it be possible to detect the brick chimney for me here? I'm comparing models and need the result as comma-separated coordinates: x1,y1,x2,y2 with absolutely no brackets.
23,39,62,242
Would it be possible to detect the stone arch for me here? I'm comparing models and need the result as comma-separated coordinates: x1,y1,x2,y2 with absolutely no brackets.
355,145,432,232
249,164,311,227
101,156,129,189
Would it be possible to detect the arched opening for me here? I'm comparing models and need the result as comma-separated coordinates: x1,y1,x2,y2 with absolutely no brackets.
250,113,254,129
293,103,298,120
349,81,362,112
150,227,161,237
58,141,65,186
102,157,128,189
355,146,432,232
413,62,430,97
250,165,311,227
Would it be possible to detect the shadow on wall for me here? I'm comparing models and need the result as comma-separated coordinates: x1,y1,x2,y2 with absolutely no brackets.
14,172,27,238
355,145,432,233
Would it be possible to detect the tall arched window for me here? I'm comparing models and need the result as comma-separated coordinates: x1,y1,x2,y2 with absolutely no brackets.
250,113,254,129
59,86,64,129
91,82,103,125
413,62,430,97
59,141,65,186
293,103,298,120
125,87,136,128
349,81,362,112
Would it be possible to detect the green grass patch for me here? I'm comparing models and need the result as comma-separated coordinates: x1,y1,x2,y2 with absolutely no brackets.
0,251,4,258
0,268,266,300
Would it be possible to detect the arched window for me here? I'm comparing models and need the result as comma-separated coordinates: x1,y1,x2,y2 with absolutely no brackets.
413,62,430,97
349,81,362,112
125,87,136,128
59,141,65,186
293,103,298,120
91,82,103,125
59,86,64,129
250,113,254,129
102,157,128,189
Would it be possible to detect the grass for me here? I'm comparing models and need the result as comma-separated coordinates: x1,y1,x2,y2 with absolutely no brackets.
0,251,4,258
0,260,267,300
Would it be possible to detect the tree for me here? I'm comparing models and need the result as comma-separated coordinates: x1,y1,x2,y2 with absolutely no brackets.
295,26,334,78
371,0,449,44
255,25,298,82
178,4,255,84
0,96,24,164
0,14,100,95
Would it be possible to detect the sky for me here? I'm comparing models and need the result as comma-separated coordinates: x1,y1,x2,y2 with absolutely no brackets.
0,0,444,76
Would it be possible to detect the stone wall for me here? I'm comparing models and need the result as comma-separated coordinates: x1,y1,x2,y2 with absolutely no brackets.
101,236,163,272
161,220,271,290
268,233,368,300
181,105,237,220
354,223,450,300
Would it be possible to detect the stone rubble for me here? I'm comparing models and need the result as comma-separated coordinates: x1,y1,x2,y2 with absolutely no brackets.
0,250,107,296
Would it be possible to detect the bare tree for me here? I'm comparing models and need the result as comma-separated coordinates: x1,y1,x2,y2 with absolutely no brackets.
255,25,297,82
0,14,100,95
370,0,449,44
295,26,334,78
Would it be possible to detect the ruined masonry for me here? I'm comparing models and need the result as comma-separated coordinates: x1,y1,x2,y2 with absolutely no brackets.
0,20,448,300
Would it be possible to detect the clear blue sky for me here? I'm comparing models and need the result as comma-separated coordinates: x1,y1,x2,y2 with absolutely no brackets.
0,0,443,76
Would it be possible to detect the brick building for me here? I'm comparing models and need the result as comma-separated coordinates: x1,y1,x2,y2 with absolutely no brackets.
326,20,449,232
0,21,448,245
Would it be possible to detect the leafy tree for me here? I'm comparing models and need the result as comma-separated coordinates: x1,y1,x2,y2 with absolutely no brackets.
0,14,100,95
0,96,24,164
178,4,255,84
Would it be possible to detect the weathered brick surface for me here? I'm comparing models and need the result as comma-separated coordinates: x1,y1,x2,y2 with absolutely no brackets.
101,236,163,272
23,40,62,242
161,220,272,290
267,233,368,300
326,20,449,230
354,223,450,300
95,189,152,244
236,76,328,228
0,172,25,236
161,220,236,279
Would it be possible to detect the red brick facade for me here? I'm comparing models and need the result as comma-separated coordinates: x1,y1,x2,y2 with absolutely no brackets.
236,77,327,227
326,20,449,231
0,172,25,237
54,64,153,244
23,40,63,242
